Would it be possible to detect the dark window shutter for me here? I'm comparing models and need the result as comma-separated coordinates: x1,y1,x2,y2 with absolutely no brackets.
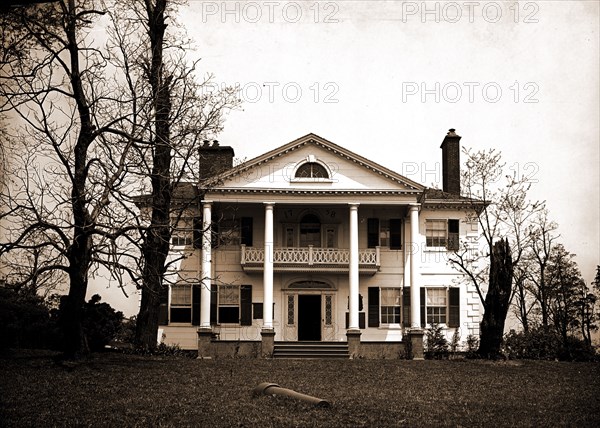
253,303,263,319
447,219,459,251
240,285,252,326
211,214,218,248
158,286,169,325
192,284,200,326
210,284,218,325
402,287,411,327
420,288,426,327
368,287,380,327
367,218,379,248
241,217,253,246
448,288,460,327
193,216,202,249
389,219,402,249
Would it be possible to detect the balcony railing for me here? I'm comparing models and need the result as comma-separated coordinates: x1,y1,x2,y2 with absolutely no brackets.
240,245,380,274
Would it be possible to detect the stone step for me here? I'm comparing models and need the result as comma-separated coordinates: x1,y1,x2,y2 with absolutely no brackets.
273,341,349,359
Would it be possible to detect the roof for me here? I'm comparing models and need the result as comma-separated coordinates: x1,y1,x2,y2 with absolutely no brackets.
201,133,426,192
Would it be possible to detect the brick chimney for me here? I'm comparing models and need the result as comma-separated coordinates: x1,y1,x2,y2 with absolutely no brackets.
440,129,461,195
199,140,235,180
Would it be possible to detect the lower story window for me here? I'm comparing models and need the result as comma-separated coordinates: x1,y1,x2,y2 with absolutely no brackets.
170,284,192,323
425,288,447,324
218,284,240,323
380,288,401,324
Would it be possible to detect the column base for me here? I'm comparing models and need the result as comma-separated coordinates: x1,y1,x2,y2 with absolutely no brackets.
407,329,425,360
346,329,362,359
260,328,276,358
197,327,214,359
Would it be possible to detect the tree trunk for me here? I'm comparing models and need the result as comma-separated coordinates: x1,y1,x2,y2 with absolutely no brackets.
515,277,529,332
59,0,95,358
134,0,172,350
478,239,513,359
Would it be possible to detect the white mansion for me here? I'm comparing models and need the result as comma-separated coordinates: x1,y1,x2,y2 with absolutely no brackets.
157,130,483,358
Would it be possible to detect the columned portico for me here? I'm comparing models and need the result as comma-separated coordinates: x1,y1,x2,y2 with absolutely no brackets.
348,203,360,330
263,202,275,330
409,204,421,329
200,200,212,328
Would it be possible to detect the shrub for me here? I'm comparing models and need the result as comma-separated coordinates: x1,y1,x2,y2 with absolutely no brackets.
450,328,461,356
0,288,60,350
81,295,124,352
466,334,480,359
114,316,137,345
425,323,449,359
503,328,597,361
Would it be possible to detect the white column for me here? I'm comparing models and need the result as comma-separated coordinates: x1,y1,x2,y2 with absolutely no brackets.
263,202,275,329
409,204,421,329
200,200,212,328
348,203,360,330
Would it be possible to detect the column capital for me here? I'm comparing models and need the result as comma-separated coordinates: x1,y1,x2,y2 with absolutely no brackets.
264,202,276,208
201,199,213,206
409,203,420,212
348,203,360,209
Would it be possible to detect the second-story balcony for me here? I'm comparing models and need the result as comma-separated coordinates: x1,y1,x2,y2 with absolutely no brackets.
240,245,380,274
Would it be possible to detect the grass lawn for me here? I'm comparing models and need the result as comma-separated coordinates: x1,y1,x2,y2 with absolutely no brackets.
1,351,599,427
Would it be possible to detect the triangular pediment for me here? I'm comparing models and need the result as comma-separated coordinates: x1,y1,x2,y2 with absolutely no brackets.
205,133,425,195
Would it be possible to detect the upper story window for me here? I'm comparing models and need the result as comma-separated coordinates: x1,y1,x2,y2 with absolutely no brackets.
425,219,459,250
367,218,402,250
172,217,194,247
295,162,329,179
299,214,321,247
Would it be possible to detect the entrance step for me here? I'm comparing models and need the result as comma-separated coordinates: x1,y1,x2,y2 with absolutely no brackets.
273,341,349,359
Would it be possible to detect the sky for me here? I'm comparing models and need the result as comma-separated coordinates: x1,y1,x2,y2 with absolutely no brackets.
91,0,599,316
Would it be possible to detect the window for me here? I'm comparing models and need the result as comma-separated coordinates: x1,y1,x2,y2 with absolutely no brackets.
420,288,460,327
218,285,240,323
368,218,402,249
426,219,459,250
216,219,240,246
325,227,336,248
170,284,192,323
284,226,295,247
205,216,253,247
217,284,252,325
172,218,193,247
368,287,403,327
299,214,321,247
380,288,401,324
425,288,447,324
295,162,329,178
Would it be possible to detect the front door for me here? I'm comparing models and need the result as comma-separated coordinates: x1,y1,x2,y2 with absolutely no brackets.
298,294,321,341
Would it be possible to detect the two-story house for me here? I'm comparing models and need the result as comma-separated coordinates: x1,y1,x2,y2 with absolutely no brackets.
157,130,483,359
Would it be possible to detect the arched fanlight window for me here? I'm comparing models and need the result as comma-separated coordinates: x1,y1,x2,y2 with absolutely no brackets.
295,162,329,179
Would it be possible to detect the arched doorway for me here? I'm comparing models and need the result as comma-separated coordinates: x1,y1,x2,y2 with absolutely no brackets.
283,280,337,342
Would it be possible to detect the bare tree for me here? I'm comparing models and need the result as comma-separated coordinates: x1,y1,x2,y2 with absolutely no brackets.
526,208,560,329
449,148,542,357
104,0,241,350
0,0,140,357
